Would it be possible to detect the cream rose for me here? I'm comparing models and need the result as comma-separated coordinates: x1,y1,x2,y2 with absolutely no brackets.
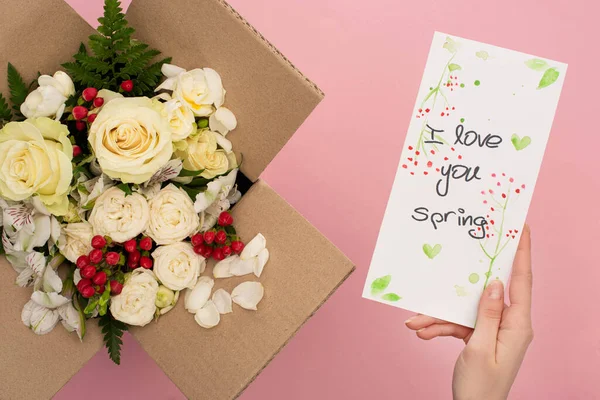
89,187,150,243
175,130,236,179
144,184,199,245
159,95,196,141
152,242,205,291
0,118,73,215
156,64,225,116
57,222,94,263
110,269,159,326
88,97,173,184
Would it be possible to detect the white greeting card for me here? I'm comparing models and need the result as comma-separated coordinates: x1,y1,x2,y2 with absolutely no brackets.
363,32,566,327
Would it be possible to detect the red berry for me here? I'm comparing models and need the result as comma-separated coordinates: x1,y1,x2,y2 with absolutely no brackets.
200,246,213,259
121,80,134,92
81,265,97,279
72,145,82,157
81,285,95,299
105,251,120,266
87,113,97,124
193,243,205,255
218,211,234,227
129,250,141,265
76,278,92,293
140,256,153,269
75,120,86,131
82,87,98,102
93,97,104,108
139,237,153,251
72,106,88,120
212,247,225,261
89,248,103,264
96,285,105,294
203,231,215,244
76,255,90,269
231,241,244,254
110,280,123,295
215,230,227,245
92,271,107,286
124,239,137,253
91,235,106,249
222,245,232,257
191,233,204,247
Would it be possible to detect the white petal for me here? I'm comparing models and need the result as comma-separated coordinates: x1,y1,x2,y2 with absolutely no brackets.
212,289,232,314
231,282,264,311
23,300,59,335
26,251,46,275
254,248,270,278
21,300,36,326
16,267,34,287
230,257,257,277
184,276,214,313
203,68,224,107
194,300,220,328
240,233,266,260
58,302,82,340
31,291,70,309
213,256,236,278
214,132,233,152
73,268,82,285
211,107,237,135
162,63,186,78
42,265,63,293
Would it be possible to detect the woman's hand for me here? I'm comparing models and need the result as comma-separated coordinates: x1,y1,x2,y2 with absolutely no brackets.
405,225,534,400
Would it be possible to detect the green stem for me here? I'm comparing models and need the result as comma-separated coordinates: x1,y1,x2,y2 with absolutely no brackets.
482,256,496,290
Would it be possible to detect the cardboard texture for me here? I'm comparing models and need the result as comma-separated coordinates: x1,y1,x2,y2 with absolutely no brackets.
0,0,354,399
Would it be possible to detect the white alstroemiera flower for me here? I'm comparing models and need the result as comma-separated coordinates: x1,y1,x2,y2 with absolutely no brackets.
194,169,241,231
20,71,75,120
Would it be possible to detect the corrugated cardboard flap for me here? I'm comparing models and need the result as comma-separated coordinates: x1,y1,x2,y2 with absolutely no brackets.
131,180,354,399
126,0,324,182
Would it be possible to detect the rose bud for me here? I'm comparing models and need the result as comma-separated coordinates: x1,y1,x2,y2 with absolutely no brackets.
215,230,227,245
139,237,153,251
93,97,104,108
77,278,92,293
222,245,232,257
81,265,97,279
91,235,107,249
72,105,88,120
121,80,134,92
87,113,97,124
124,239,137,253
140,256,153,269
76,255,90,269
203,231,215,245
218,211,233,227
92,271,108,286
231,241,244,254
81,285,96,299
212,247,225,261
75,120,86,131
82,87,98,102
110,280,123,295
72,145,82,157
89,248,103,264
105,251,120,266
191,233,204,247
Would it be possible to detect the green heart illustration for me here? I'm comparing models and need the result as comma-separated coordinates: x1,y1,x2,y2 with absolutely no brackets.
511,134,531,151
423,244,442,259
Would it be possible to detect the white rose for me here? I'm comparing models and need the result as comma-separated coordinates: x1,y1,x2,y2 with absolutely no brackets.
160,95,196,141
110,269,159,326
57,222,94,263
152,242,205,291
144,184,199,245
175,130,237,179
89,187,150,243
20,71,75,120
88,97,173,184
156,64,225,116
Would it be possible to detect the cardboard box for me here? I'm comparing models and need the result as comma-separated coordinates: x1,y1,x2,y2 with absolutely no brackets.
0,0,354,399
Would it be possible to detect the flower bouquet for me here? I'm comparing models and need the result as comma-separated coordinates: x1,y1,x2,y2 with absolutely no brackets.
0,0,354,398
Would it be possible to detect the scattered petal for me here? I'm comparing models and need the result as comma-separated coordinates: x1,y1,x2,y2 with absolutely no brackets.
212,289,233,314
194,300,221,328
254,248,269,278
240,233,266,260
213,256,237,278
231,281,264,311
230,257,257,277
184,276,214,313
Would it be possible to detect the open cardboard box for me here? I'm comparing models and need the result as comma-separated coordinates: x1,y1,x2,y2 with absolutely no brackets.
0,0,355,398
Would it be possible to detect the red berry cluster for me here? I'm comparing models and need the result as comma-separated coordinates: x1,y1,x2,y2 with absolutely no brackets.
72,87,103,133
123,236,154,269
191,212,245,261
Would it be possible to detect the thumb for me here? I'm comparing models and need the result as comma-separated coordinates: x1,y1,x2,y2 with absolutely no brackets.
469,279,505,355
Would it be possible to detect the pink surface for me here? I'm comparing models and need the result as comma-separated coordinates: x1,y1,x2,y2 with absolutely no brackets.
55,0,600,399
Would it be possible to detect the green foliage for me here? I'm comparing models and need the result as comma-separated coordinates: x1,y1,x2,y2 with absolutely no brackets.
99,312,128,365
116,183,133,196
0,93,12,122
370,275,391,295
7,63,28,117
62,0,170,96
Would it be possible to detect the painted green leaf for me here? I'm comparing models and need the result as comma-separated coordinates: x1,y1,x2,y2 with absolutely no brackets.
382,293,401,302
454,285,468,297
475,50,489,60
371,275,391,295
423,243,442,259
448,63,462,72
537,67,560,89
511,134,532,151
443,36,459,54
525,58,548,71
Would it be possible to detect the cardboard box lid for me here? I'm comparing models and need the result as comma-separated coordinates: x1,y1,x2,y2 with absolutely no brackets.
125,0,325,182
131,179,354,399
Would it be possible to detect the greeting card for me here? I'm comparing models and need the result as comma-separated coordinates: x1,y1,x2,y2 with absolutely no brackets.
363,32,566,327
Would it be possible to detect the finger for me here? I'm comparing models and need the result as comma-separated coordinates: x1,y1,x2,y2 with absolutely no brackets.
416,323,473,342
405,314,448,330
509,224,533,310
469,279,504,354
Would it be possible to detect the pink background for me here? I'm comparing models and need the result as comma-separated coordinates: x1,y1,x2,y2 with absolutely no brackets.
55,0,600,399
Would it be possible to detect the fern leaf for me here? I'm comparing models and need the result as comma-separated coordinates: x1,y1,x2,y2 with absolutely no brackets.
98,312,128,365
0,93,13,121
7,63,28,114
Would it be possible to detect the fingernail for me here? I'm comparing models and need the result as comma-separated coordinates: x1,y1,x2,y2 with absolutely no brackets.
488,280,503,300
416,328,425,333
405,317,414,324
